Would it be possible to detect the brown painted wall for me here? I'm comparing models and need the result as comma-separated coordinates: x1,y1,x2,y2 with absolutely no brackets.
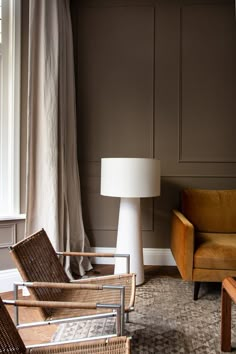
1,0,236,272
71,0,236,248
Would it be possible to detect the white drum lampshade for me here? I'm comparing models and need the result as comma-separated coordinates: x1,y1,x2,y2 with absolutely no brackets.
101,158,161,285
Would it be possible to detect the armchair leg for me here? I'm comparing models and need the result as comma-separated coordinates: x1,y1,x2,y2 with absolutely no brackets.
193,282,201,301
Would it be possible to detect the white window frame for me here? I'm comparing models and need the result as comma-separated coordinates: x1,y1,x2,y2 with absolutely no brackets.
0,0,21,217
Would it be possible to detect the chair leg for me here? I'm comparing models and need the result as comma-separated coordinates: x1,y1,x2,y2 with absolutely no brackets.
221,287,232,352
193,282,201,300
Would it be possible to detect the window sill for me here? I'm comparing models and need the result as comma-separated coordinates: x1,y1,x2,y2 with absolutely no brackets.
0,214,26,222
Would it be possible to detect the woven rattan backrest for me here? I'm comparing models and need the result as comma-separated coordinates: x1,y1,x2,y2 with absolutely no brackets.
10,229,69,317
0,296,26,353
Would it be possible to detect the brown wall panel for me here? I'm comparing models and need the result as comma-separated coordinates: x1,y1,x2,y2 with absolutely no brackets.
180,4,236,162
72,0,236,249
75,5,155,161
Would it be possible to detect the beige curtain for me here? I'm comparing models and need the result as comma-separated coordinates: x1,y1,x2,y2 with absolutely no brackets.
26,0,92,276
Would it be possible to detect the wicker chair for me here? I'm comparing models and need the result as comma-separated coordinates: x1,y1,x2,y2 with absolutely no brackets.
0,295,131,353
9,229,136,334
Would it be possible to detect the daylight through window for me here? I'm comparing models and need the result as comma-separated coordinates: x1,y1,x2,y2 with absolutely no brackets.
0,0,2,43
0,0,21,216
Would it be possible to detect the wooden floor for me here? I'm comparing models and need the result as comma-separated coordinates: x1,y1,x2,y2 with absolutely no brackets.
1,265,179,346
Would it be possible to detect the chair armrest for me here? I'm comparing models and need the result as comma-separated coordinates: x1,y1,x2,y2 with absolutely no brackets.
170,209,194,280
221,277,236,351
3,298,120,310
3,298,122,336
14,281,126,303
58,251,116,257
57,251,131,273
14,281,104,290
222,277,236,303
11,282,126,335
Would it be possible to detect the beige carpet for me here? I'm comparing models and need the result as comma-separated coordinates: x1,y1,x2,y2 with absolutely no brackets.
52,274,236,353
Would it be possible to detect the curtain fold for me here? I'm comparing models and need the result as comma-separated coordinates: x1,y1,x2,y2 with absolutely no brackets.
26,0,92,276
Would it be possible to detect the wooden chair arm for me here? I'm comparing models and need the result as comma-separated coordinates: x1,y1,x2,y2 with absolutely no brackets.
4,299,100,309
57,251,117,257
13,281,126,312
222,277,236,303
57,252,131,273
3,298,122,335
15,281,104,290
9,283,125,334
221,277,236,352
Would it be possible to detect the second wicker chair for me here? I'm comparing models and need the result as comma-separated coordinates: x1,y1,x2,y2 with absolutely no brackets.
0,295,131,353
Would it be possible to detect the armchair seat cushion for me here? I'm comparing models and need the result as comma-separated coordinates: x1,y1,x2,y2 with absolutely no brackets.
194,232,236,270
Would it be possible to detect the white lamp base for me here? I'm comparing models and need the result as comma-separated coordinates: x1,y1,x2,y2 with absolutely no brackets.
114,197,144,286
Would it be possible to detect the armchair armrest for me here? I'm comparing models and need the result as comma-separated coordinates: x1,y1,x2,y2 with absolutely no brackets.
170,209,194,280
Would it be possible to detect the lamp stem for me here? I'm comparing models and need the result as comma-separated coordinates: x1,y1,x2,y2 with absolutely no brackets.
115,197,144,285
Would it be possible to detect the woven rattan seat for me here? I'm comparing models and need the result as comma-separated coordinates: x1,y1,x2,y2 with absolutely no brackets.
0,295,131,353
9,229,135,325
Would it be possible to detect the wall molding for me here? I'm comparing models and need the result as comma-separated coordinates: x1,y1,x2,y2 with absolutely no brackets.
91,247,176,266
0,248,176,293
0,268,22,293
0,223,16,248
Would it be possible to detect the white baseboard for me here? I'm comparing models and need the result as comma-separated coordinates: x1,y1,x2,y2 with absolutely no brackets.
0,248,176,293
91,247,176,266
0,268,22,293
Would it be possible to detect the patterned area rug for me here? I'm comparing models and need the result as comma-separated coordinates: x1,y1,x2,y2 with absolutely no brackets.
52,274,236,353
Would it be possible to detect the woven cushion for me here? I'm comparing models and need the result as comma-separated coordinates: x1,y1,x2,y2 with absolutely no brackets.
181,189,236,233
194,232,236,269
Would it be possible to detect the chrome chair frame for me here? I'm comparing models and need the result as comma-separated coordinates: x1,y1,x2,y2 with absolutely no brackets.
11,281,126,336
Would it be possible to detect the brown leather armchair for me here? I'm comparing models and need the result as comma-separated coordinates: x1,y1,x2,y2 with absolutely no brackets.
170,189,236,300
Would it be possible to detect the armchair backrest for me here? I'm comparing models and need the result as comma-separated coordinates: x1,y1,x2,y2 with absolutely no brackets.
181,189,236,233
9,228,70,318
0,296,26,353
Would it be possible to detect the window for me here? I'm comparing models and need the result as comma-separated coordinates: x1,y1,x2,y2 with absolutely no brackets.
0,1,2,43
0,0,21,216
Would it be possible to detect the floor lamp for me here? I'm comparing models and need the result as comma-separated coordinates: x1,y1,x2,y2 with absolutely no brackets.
100,158,161,285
